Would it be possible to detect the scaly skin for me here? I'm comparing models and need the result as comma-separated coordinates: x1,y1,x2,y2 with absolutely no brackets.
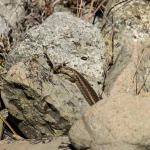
54,65,100,106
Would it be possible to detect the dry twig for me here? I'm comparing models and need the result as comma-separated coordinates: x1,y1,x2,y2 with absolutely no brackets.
0,113,22,140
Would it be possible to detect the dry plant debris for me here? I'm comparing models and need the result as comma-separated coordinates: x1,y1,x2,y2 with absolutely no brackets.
17,0,55,32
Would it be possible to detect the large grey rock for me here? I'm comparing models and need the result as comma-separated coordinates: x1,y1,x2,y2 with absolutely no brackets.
69,93,150,150
7,11,107,97
2,12,107,138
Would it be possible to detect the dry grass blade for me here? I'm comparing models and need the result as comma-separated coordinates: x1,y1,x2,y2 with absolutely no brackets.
88,0,95,18
93,0,107,16
101,0,133,31
77,0,79,16
79,0,83,17
0,114,23,140
106,0,133,17
86,0,107,22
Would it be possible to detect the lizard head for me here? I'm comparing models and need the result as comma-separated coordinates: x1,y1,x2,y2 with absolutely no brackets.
53,62,69,74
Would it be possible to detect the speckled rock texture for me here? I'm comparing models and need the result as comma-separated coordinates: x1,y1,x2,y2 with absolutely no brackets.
0,16,10,35
7,11,107,97
0,0,25,26
2,12,107,138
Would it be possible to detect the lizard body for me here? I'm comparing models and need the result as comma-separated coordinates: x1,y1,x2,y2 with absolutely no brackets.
54,65,100,105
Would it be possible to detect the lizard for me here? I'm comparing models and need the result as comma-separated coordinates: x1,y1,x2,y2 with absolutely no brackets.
43,51,100,106
53,64,100,106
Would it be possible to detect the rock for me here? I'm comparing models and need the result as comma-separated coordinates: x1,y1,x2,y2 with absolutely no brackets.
0,16,11,35
102,0,150,95
7,12,106,93
1,60,82,138
69,93,150,150
105,38,150,96
0,136,71,150
1,12,107,138
0,0,25,52
69,118,91,149
0,0,25,27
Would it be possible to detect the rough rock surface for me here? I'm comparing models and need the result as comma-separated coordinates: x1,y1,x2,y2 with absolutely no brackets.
0,0,25,27
0,16,11,35
1,61,84,138
0,136,71,150
102,0,150,95
7,12,106,94
1,12,107,138
105,39,150,96
69,93,150,150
